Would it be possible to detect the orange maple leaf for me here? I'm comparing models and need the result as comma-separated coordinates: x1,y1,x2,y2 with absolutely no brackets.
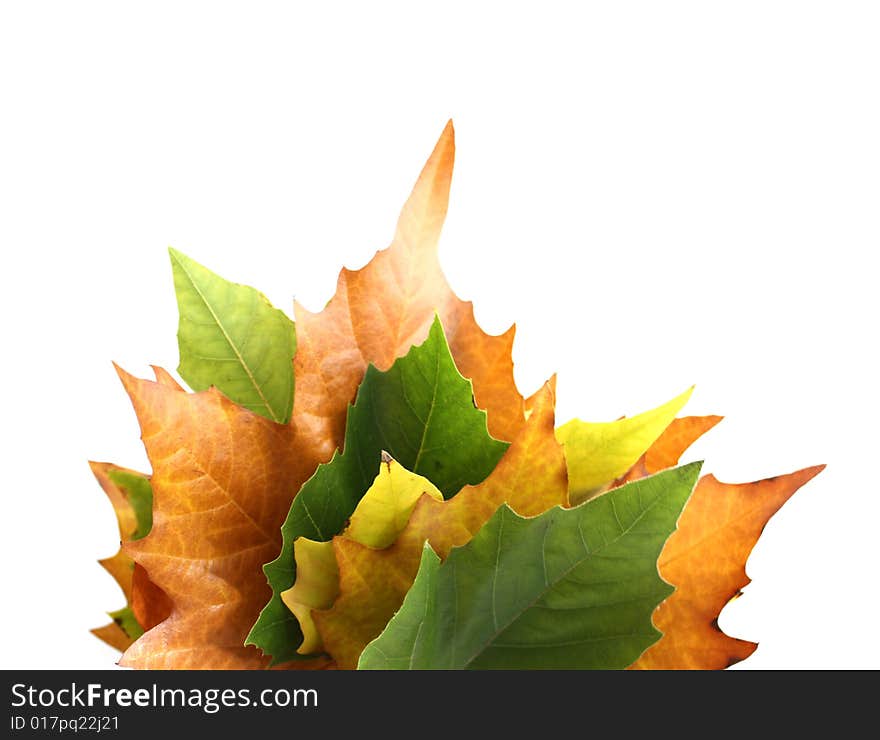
618,416,825,669
291,121,524,472
114,366,321,669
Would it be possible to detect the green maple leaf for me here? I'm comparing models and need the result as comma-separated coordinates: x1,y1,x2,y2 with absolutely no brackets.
359,462,701,669
169,247,296,423
248,316,509,664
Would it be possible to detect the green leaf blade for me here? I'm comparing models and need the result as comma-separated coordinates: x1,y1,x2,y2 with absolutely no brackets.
359,462,702,670
248,316,509,664
169,248,296,423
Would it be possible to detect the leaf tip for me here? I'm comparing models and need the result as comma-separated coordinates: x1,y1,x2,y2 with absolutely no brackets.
112,361,135,389
429,311,445,334
150,365,184,391
417,119,456,186
668,460,704,498
420,539,440,562
167,246,186,266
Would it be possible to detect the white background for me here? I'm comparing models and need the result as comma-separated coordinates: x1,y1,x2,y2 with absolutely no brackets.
1,2,877,670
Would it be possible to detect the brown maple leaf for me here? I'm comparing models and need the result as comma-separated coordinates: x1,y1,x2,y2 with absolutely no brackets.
114,365,321,669
633,466,824,669
616,416,825,669
291,120,525,471
313,379,566,669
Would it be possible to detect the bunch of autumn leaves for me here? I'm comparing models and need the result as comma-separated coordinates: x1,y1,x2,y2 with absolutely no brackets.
91,123,822,670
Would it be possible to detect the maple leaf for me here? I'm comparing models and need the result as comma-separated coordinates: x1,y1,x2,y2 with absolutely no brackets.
611,417,826,669
589,414,823,668
290,120,524,469
250,316,509,664
312,379,567,669
170,247,297,423
114,366,319,669
632,467,825,669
